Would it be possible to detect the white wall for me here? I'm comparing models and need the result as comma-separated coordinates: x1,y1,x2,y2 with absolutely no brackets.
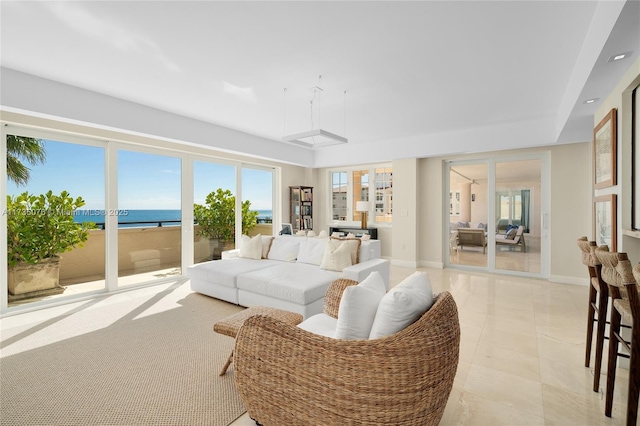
390,158,418,267
594,56,640,261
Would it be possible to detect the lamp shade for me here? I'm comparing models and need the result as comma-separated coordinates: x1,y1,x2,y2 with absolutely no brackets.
356,201,369,212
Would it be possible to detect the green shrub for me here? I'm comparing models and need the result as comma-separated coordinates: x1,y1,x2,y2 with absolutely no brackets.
194,188,259,242
6,190,96,268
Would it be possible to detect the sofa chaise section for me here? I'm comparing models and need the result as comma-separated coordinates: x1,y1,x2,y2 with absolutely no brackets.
237,263,342,319
188,257,281,304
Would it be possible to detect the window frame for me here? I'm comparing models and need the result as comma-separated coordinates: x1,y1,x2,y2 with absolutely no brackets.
328,164,392,227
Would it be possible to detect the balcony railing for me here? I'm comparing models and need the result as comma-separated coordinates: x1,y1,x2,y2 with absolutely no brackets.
58,222,274,285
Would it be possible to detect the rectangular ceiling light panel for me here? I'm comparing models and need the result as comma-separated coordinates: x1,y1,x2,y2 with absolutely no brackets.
282,129,348,149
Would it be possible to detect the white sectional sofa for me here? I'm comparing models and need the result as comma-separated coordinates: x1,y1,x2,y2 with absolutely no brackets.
187,235,389,318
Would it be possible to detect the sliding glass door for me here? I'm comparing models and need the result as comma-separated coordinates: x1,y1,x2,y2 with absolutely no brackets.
117,149,182,287
448,163,488,268
495,159,541,274
446,154,548,277
193,161,236,263
242,166,274,237
2,127,280,313
4,132,106,308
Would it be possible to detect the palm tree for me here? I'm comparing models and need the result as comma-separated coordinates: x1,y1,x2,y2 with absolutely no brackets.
6,136,46,186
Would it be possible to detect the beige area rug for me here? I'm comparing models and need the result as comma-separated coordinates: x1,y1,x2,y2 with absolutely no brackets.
0,280,246,426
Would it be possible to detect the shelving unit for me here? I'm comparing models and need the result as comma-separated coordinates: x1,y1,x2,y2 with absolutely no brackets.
290,186,313,232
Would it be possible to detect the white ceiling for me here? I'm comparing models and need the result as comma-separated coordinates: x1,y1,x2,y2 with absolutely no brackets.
1,1,639,168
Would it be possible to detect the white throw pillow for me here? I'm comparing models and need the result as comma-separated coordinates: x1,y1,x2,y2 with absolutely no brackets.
319,240,352,272
317,230,328,238
297,237,329,266
267,236,302,262
335,271,387,340
369,271,434,339
260,236,274,259
359,240,372,262
330,237,361,264
239,234,262,260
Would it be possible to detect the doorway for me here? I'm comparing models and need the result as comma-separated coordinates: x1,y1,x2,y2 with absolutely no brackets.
446,155,548,277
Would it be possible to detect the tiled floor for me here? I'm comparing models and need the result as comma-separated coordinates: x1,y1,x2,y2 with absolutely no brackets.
450,236,542,274
232,265,630,425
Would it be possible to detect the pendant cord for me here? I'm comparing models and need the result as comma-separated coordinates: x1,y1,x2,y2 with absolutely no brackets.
344,90,347,137
283,88,287,136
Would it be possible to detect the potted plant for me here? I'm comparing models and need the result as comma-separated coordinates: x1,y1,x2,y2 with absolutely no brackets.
194,188,259,259
6,190,96,299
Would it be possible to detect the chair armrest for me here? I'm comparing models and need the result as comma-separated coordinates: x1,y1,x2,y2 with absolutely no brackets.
323,278,358,318
221,249,240,259
343,258,390,290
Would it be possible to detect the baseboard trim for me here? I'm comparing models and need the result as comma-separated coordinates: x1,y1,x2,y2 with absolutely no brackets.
390,259,418,268
419,261,444,269
549,275,589,286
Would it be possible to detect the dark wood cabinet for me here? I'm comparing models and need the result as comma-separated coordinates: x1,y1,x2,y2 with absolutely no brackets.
329,226,377,239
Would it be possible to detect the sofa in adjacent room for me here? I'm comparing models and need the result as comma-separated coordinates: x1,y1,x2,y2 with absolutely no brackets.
186,234,389,318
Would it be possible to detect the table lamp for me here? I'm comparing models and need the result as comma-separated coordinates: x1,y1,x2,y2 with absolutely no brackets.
356,201,369,230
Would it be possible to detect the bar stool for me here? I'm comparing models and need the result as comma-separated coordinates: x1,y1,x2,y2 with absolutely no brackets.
596,248,639,426
577,237,608,392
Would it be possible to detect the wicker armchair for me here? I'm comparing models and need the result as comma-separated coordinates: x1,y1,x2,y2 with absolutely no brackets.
233,279,461,426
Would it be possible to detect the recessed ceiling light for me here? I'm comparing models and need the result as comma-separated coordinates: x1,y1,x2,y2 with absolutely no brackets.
608,51,633,62
584,98,599,104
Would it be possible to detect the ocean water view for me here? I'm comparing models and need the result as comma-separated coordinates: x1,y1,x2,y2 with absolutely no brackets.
73,209,273,229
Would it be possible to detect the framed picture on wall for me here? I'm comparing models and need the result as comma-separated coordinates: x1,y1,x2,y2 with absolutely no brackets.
594,194,617,251
593,108,617,189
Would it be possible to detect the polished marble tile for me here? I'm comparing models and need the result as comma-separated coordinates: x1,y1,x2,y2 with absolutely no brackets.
472,341,540,382
463,364,544,417
447,390,546,425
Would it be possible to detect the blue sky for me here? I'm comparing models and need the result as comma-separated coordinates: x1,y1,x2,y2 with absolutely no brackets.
7,139,273,210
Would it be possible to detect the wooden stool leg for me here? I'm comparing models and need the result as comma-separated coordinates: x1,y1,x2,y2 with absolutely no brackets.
605,308,621,417
627,330,640,426
593,289,608,392
219,350,233,376
586,283,597,368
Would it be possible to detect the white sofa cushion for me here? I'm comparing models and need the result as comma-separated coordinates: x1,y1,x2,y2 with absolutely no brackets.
267,236,301,262
186,258,280,288
297,237,328,266
335,271,387,340
237,263,341,305
369,271,434,339
359,240,372,262
297,313,338,338
239,234,262,260
320,240,352,272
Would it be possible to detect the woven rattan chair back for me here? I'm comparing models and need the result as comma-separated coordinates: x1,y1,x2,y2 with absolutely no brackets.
234,291,461,426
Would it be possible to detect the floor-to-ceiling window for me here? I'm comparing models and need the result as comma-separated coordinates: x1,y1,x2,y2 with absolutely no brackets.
4,132,106,308
1,126,279,314
117,149,182,287
193,160,236,263
242,166,274,237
